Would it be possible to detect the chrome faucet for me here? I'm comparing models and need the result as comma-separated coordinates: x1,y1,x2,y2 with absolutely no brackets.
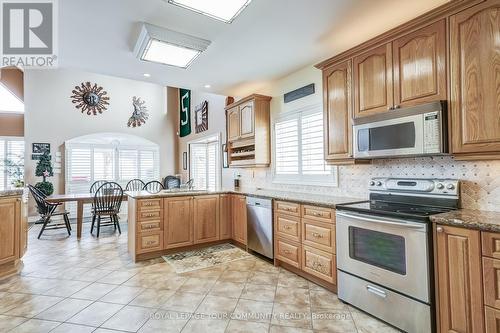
185,179,194,190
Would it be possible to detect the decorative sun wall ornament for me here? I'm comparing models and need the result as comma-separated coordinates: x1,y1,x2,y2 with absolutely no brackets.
127,96,149,127
70,82,110,115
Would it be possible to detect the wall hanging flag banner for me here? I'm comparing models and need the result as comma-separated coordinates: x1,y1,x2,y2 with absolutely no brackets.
179,88,191,137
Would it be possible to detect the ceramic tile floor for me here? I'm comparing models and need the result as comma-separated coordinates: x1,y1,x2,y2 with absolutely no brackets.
0,223,400,332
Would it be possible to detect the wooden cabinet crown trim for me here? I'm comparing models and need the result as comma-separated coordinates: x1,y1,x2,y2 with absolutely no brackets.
224,94,272,110
315,0,480,69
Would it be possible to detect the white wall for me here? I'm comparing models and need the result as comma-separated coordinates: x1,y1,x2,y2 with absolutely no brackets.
24,68,177,213
170,87,233,189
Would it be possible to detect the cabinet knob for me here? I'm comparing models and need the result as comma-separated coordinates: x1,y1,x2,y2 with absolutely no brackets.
436,226,444,233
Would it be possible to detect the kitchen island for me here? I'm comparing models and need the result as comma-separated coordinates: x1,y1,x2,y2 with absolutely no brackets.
126,189,363,262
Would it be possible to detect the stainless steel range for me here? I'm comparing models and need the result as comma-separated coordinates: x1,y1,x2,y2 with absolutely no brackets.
336,178,460,333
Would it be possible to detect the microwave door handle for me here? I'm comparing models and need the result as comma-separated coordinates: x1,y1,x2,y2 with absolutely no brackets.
336,211,426,230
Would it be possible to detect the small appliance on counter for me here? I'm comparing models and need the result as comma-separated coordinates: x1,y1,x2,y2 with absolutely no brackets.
335,177,460,333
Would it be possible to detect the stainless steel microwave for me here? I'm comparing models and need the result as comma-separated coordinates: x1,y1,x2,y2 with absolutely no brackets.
353,101,447,159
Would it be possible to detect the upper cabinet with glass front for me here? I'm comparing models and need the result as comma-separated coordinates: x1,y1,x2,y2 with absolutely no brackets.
225,94,271,167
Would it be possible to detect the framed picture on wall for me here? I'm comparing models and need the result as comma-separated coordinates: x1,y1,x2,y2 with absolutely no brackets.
183,152,188,170
32,143,50,155
222,144,229,168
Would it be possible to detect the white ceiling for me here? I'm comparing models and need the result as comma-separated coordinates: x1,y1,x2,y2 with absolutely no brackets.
59,0,449,96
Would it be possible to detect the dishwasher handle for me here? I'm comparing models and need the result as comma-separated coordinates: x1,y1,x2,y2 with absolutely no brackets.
246,196,272,208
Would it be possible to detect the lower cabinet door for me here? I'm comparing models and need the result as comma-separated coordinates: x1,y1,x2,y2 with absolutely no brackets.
231,195,247,245
276,237,301,268
302,245,336,284
486,306,500,333
164,197,194,249
194,195,220,244
0,199,19,265
137,232,163,254
219,194,232,240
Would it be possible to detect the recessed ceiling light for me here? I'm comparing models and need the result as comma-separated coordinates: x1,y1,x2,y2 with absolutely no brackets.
167,0,252,23
204,84,211,88
143,73,151,77
134,23,211,68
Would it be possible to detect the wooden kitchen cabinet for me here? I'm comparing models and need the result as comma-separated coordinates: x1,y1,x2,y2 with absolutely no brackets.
393,20,447,108
483,257,500,310
164,197,194,249
485,306,500,333
239,100,254,139
193,195,220,244
450,0,500,157
435,225,484,333
225,94,271,167
323,60,354,162
227,107,240,142
0,198,19,265
219,194,232,240
353,43,394,118
231,195,247,245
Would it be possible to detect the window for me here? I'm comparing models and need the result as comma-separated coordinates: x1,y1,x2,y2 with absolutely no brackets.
273,104,337,185
0,83,23,113
189,135,220,190
66,140,160,216
0,137,24,190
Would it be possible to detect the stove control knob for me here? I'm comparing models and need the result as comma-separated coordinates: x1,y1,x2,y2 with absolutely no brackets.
446,184,455,190
369,181,375,186
376,181,382,187
436,183,444,190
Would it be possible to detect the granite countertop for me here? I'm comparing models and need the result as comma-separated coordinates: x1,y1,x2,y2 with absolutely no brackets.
126,188,365,209
430,209,500,233
0,189,24,198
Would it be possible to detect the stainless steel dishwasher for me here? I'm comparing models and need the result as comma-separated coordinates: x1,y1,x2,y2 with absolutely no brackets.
246,197,273,259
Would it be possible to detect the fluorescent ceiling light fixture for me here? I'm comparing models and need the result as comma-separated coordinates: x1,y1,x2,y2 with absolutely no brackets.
0,83,23,113
134,23,211,68
167,0,252,23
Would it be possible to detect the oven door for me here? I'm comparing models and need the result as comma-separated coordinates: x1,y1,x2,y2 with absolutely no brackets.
353,113,424,158
336,211,430,302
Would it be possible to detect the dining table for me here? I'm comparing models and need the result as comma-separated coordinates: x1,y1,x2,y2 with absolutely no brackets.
46,193,128,239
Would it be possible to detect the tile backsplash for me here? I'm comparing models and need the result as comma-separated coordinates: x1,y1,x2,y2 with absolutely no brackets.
235,156,500,212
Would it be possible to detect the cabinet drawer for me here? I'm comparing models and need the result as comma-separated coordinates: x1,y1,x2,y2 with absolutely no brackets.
276,238,301,268
302,245,336,284
302,219,335,253
486,306,500,333
302,205,334,223
483,257,500,310
137,232,163,254
276,214,300,242
275,201,300,216
138,210,161,221
138,199,162,211
483,232,500,259
138,220,162,232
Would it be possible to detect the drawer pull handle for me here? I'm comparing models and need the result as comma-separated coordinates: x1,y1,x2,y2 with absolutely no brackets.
146,240,156,245
312,232,323,238
283,249,291,254
144,225,155,229
366,285,387,298
284,225,291,230
313,212,322,216
144,213,155,217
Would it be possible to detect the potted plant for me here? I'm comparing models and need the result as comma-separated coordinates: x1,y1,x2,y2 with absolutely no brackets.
34,152,54,196
3,155,24,188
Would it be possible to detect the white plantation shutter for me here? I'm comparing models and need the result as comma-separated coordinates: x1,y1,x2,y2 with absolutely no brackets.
207,142,218,190
139,150,157,181
273,104,337,185
275,118,299,175
119,150,138,181
0,138,24,190
94,148,115,181
190,144,207,190
301,112,330,175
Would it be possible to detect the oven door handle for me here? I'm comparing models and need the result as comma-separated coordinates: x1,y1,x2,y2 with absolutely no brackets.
336,211,426,230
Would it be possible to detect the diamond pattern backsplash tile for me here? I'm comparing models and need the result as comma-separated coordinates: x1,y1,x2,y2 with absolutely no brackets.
237,156,500,212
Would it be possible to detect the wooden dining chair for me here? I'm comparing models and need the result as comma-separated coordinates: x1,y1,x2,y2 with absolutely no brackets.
143,181,164,193
90,180,108,193
126,179,145,191
28,185,71,239
91,182,123,238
